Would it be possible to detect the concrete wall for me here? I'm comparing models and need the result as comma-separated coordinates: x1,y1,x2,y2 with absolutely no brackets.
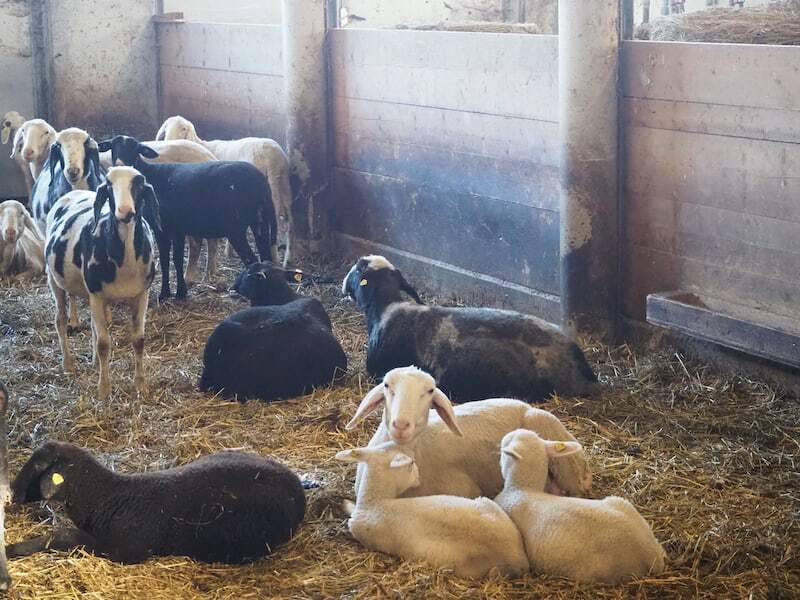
0,0,34,198
163,0,282,24
621,40,800,322
330,29,561,321
157,22,286,143
48,0,158,137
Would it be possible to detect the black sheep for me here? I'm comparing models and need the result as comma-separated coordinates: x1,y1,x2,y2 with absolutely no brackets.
8,441,305,564
199,262,347,401
342,255,599,404
0,382,11,591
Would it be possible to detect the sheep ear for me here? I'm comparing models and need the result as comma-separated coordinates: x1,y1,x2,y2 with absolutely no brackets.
432,388,463,437
84,138,100,177
23,210,40,240
389,454,413,469
502,447,522,460
334,448,365,463
138,143,159,159
12,451,56,504
97,139,113,153
283,269,304,284
92,184,111,233
49,143,63,180
544,440,583,458
1,126,10,145
10,128,23,158
345,383,386,430
395,271,423,304
141,184,162,233
155,122,167,141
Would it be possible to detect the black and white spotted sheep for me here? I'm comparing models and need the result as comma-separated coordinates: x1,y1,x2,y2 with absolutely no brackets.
45,166,160,400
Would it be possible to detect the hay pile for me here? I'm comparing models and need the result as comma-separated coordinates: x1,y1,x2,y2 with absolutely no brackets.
0,252,799,599
636,1,800,44
396,21,541,34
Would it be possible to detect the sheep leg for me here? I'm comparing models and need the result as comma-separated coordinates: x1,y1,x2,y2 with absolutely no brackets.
206,238,219,278
172,234,188,300
252,224,276,265
157,236,172,302
130,292,148,395
49,274,74,372
185,236,202,284
523,408,592,496
90,295,112,400
6,528,99,559
67,294,80,333
227,231,257,266
269,167,293,267
225,239,235,258
0,494,11,591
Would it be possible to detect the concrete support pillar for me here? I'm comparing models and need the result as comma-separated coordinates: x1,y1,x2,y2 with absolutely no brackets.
282,0,330,254
557,0,620,340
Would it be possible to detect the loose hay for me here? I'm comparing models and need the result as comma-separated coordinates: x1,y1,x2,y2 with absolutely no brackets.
0,251,798,599
636,1,800,45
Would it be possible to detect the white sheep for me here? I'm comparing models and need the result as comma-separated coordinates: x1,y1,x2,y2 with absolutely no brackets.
335,442,529,579
347,366,592,499
0,200,44,278
8,117,57,193
156,115,293,266
100,138,219,283
2,111,33,196
495,429,667,583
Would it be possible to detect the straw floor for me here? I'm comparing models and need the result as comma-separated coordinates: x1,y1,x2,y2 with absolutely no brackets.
0,253,798,599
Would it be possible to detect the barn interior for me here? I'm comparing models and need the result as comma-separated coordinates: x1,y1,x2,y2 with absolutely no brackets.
0,1,798,598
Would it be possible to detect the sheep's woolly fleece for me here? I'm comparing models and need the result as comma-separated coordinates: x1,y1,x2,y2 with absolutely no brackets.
0,252,797,599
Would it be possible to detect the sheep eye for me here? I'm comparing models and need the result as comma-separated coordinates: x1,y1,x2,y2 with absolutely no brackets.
427,388,434,394
3,121,9,127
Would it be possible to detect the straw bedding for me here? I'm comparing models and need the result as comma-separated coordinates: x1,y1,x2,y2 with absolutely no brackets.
636,1,800,45
0,252,798,599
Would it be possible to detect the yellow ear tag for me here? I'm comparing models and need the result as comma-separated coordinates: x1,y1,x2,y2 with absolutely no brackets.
359,278,368,287
51,472,64,486
294,272,303,283
554,442,567,453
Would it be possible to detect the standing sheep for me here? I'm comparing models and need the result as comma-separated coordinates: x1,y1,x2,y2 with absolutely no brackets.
8,441,306,564
156,115,293,266
495,429,666,583
199,262,347,401
343,255,599,403
0,200,44,278
0,382,12,591
335,442,529,579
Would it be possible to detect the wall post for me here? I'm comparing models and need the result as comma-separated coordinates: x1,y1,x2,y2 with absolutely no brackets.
557,0,620,340
282,0,331,256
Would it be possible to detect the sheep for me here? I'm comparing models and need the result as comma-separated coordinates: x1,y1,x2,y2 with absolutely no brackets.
342,255,599,403
346,366,593,500
2,110,34,196
0,382,12,591
99,135,277,301
156,115,293,266
10,118,58,183
0,200,45,278
335,441,529,579
495,429,666,583
7,441,306,564
100,138,219,284
30,127,104,235
199,261,347,401
45,166,160,399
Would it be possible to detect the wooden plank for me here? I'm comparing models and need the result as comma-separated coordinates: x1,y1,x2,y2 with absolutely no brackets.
647,291,800,369
333,168,560,294
330,29,558,122
158,22,283,75
624,97,800,145
333,127,560,212
626,126,800,224
622,40,800,111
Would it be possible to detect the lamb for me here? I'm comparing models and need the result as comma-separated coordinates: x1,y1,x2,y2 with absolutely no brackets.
100,138,219,283
335,442,529,579
99,135,277,301
495,430,666,583
30,127,104,235
45,166,160,399
343,255,599,403
9,118,57,183
7,441,306,564
347,366,592,499
0,200,45,278
199,261,347,401
156,115,293,266
2,111,34,196
0,382,12,591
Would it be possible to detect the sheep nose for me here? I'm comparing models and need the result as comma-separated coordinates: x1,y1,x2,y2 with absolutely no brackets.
23,149,34,160
117,209,134,223
5,229,16,242
67,167,80,180
392,419,411,432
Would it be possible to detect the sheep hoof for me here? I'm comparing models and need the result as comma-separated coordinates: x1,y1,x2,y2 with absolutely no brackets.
175,288,188,301
158,290,172,303
135,378,148,396
63,357,76,373
97,380,111,400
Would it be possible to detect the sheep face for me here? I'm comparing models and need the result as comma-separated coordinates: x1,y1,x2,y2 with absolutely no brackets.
500,429,582,490
11,441,76,504
335,443,420,496
346,366,463,443
1,111,24,145
96,166,161,232
232,262,304,305
342,255,422,307
98,136,159,168
50,128,99,186
0,200,35,245
156,116,200,143
12,119,55,162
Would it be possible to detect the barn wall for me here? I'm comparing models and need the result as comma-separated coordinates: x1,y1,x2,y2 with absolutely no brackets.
621,40,800,321
157,22,286,144
330,29,561,320
48,0,158,137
